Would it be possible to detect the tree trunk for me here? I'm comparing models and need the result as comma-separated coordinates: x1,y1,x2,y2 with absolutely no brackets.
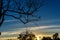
0,0,4,27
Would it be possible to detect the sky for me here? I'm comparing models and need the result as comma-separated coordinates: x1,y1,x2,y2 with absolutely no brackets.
0,0,60,37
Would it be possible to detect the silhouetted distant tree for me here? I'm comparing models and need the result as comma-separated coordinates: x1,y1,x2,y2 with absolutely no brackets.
42,37,47,40
53,33,60,40
18,31,36,40
0,0,47,27
42,37,52,40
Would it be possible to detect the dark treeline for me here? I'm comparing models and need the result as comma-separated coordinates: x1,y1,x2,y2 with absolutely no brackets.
18,33,60,40
42,33,60,40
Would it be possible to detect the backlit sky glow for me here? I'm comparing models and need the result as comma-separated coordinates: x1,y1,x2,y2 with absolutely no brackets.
0,0,60,37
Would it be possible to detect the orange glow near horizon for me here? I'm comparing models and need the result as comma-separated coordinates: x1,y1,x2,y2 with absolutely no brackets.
36,36,39,40
36,35,43,40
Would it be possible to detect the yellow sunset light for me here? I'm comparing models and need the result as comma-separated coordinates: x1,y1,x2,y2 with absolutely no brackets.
36,36,40,40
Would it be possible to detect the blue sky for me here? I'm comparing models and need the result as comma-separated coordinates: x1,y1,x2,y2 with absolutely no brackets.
0,0,60,36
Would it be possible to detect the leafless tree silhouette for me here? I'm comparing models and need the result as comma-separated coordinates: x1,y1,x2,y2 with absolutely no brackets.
0,0,47,26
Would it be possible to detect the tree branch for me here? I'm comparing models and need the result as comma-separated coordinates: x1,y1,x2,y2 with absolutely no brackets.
5,14,26,24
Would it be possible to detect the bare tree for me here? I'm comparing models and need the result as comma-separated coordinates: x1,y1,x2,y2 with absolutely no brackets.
0,0,47,26
0,0,11,35
0,0,47,35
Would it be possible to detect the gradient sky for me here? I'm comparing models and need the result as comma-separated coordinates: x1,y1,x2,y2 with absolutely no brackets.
0,0,60,37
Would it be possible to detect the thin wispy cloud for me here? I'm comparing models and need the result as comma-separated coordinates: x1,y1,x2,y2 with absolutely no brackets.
0,18,60,37
1,25,60,36
4,20,18,22
1,26,47,35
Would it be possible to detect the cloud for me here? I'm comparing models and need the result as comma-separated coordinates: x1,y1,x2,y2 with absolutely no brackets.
4,19,18,22
1,26,47,35
1,18,60,37
4,18,60,24
1,18,60,31
42,25,60,29
1,25,60,36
